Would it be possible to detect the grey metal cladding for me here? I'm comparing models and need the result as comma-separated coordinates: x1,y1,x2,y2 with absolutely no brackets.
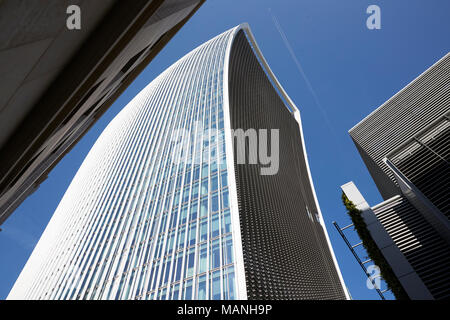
349,53,450,200
389,116,450,218
373,196,450,299
228,30,346,300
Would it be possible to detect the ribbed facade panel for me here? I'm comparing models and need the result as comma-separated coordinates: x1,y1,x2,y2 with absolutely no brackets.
349,53,450,200
228,30,346,300
373,196,450,299
389,115,450,218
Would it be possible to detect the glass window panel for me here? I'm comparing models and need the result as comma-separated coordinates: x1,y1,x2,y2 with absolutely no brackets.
200,219,208,242
227,266,235,300
193,166,200,181
182,187,190,203
190,201,198,221
177,226,185,250
211,239,220,269
198,243,208,274
185,171,191,185
222,210,231,234
184,279,193,300
201,179,208,196
201,164,208,178
211,270,221,300
185,248,195,278
223,235,233,265
220,172,227,188
200,199,208,218
188,222,197,247
192,182,199,199
212,194,219,212
175,253,183,282
172,283,180,299
170,208,179,229
180,205,188,225
210,161,218,174
197,275,207,300
211,175,218,192
173,191,180,207
211,215,220,239
221,191,229,209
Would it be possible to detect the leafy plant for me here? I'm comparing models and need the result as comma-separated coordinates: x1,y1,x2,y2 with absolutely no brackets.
341,192,409,300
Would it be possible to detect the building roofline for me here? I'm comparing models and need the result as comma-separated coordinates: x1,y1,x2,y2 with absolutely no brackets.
349,52,450,134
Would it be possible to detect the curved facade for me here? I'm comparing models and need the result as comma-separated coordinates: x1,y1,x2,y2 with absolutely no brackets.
8,24,348,300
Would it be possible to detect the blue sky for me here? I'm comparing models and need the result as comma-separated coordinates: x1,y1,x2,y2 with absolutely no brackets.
1,0,449,300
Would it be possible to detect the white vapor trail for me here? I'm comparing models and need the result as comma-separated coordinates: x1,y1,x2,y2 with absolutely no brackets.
269,9,338,137
268,9,346,165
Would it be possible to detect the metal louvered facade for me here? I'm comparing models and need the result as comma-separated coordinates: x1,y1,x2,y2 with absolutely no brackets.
372,196,450,300
7,24,348,300
228,30,346,299
349,53,450,200
387,114,450,219
344,52,450,300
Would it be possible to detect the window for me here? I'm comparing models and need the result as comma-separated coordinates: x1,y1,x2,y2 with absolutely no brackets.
200,218,208,242
190,201,198,221
184,279,193,300
222,210,231,234
192,182,199,199
221,191,229,209
182,187,190,203
201,164,208,178
211,270,221,300
220,172,227,188
197,275,207,299
185,248,195,278
211,175,218,192
193,166,200,181
188,223,197,247
200,199,208,218
171,283,180,299
223,266,235,300
174,253,183,281
177,226,185,250
201,179,208,197
211,239,220,269
211,215,220,239
198,243,207,273
223,234,233,265
212,194,219,212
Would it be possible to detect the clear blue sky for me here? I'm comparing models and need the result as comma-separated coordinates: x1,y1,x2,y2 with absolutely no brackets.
1,0,449,300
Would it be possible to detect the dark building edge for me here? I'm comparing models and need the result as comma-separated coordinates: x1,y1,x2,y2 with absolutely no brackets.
0,0,205,225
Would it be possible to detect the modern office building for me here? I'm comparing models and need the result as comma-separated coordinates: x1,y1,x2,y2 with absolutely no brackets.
342,53,450,300
0,0,205,226
8,24,348,300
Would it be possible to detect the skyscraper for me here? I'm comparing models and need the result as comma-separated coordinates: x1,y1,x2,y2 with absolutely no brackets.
8,24,348,300
343,53,450,299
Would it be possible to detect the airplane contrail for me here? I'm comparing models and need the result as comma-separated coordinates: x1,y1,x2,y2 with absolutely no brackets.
269,9,346,161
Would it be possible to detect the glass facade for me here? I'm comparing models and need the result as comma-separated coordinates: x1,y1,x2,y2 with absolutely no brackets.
8,27,240,300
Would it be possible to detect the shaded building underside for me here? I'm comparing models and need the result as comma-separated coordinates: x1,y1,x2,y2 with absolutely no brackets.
0,0,205,225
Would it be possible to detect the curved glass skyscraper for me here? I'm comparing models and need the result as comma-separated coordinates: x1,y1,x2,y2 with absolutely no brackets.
8,24,348,300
